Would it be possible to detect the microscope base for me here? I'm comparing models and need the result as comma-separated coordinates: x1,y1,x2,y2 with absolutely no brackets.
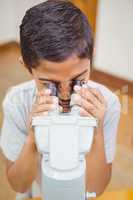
41,173,86,200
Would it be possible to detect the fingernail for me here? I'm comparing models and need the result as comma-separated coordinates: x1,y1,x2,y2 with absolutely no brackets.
74,85,81,91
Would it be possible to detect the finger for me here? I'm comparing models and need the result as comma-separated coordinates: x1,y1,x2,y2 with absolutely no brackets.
74,85,98,105
74,85,105,104
81,98,97,117
36,92,54,105
39,89,51,96
32,104,55,113
73,87,101,110
35,91,44,104
81,88,101,108
37,88,51,96
38,94,45,104
88,88,106,104
32,111,49,117
80,107,93,117
40,96,55,105
36,95,49,105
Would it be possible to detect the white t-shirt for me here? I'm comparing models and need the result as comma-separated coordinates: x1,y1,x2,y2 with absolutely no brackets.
0,79,121,198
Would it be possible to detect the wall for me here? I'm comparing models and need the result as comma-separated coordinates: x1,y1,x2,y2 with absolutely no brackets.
72,0,97,32
1,0,133,81
0,0,46,43
0,0,15,43
13,0,47,41
94,0,133,81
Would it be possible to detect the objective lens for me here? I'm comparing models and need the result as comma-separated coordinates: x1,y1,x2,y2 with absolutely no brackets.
73,80,84,87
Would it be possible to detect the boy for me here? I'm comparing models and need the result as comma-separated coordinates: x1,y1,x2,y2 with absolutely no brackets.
0,0,121,199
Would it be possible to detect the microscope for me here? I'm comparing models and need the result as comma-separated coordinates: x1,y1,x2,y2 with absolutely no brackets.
32,80,98,200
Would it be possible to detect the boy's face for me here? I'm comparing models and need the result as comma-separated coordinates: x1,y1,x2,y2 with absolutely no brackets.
21,55,90,111
32,55,90,92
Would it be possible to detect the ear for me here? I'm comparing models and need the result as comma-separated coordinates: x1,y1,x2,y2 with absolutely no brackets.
18,56,24,65
18,56,33,74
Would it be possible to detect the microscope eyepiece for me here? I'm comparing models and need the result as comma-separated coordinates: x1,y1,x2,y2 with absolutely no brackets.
45,82,58,96
43,80,86,113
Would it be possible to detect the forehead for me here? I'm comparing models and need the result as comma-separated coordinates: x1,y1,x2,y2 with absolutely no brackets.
34,56,90,82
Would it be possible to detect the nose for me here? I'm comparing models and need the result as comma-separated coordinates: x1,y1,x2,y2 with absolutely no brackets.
58,81,72,99
58,81,73,113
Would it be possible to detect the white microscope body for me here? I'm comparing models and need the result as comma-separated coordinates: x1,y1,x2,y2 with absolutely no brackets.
32,91,98,200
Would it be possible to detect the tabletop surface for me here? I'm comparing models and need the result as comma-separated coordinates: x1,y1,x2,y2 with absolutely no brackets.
25,189,133,200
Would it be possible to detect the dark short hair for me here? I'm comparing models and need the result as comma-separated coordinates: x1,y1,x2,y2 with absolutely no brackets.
20,0,93,73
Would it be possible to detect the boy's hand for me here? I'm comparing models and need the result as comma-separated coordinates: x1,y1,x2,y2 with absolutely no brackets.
74,85,107,125
27,89,58,144
31,89,57,117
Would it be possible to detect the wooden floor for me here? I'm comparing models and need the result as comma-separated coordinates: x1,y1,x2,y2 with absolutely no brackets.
0,42,133,200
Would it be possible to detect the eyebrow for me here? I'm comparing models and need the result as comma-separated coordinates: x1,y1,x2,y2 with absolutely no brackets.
38,69,88,83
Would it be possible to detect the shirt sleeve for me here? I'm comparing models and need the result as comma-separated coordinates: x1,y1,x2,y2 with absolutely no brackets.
0,93,27,162
103,95,121,163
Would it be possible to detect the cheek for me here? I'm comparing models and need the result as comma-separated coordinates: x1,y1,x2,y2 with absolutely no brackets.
85,71,90,81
